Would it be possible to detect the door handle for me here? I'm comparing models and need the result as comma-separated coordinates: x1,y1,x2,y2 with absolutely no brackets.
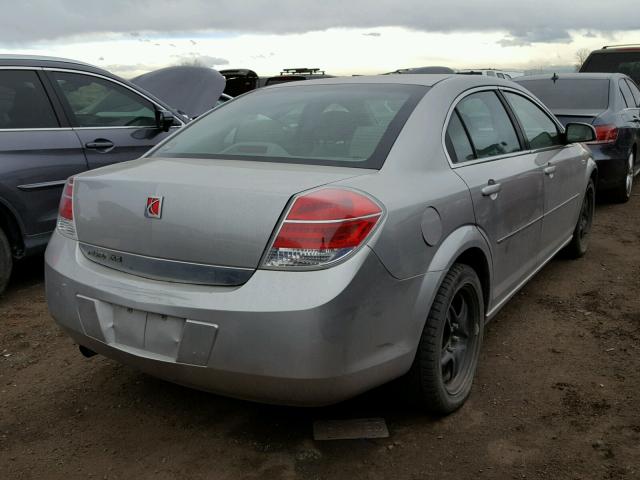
633,117,640,123
85,139,115,151
544,165,557,176
481,181,502,196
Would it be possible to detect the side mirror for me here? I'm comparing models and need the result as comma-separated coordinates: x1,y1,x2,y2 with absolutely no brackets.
155,109,176,132
565,122,596,143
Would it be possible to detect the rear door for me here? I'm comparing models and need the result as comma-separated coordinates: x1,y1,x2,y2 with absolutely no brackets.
46,70,180,170
502,90,584,260
447,90,544,309
0,68,87,237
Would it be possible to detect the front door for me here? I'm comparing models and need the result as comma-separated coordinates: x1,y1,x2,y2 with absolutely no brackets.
46,70,178,170
502,90,585,260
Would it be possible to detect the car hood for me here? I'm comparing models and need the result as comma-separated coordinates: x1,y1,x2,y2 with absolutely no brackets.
132,66,226,119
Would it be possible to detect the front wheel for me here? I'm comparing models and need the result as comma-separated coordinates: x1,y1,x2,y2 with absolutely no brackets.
565,179,595,259
406,263,484,415
0,228,12,295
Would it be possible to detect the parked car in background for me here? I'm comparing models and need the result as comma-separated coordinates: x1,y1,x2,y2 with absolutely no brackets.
46,74,597,413
220,68,260,96
580,44,640,85
263,67,333,86
515,73,640,202
458,69,521,79
131,66,229,118
0,55,224,294
386,66,456,74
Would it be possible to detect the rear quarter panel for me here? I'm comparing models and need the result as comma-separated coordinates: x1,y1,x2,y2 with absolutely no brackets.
334,78,479,280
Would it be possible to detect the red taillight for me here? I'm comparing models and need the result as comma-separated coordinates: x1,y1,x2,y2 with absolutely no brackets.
263,188,383,268
590,124,619,144
57,177,77,239
59,178,74,220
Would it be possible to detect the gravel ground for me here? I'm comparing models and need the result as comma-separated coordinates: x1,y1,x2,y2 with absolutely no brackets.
1,193,639,480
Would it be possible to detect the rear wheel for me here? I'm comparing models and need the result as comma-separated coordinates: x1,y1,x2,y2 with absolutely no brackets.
565,179,595,259
612,151,635,203
406,263,484,415
0,228,12,295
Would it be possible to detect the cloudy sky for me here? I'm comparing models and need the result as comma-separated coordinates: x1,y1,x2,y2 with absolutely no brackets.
1,0,639,78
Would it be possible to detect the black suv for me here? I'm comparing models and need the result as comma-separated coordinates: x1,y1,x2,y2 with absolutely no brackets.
263,68,333,86
580,45,640,85
0,55,191,293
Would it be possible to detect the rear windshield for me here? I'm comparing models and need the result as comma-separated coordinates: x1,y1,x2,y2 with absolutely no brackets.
581,52,640,84
517,79,610,111
152,84,428,169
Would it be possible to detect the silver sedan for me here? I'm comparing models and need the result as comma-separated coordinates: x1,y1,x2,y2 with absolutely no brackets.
45,74,597,414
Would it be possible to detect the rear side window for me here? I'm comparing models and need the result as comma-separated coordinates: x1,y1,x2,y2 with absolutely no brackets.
518,79,610,111
445,111,475,163
153,84,427,169
456,91,521,159
626,80,640,106
620,80,635,108
51,72,156,128
504,92,561,149
0,70,59,129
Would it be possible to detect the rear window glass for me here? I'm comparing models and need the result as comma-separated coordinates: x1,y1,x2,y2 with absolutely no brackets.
152,84,427,169
517,79,610,110
582,52,640,84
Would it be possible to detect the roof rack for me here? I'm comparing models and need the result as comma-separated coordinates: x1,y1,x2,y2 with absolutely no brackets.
280,67,325,75
602,44,640,49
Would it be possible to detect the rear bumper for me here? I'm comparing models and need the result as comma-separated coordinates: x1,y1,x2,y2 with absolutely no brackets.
45,231,437,406
588,144,629,191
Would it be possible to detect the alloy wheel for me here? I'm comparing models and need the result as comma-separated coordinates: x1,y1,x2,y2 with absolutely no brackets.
626,152,635,198
440,284,481,395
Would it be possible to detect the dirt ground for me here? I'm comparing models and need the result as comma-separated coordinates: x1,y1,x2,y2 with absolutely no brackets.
1,194,639,480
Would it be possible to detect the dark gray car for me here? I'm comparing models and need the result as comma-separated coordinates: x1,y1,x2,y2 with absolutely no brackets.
0,55,222,293
515,73,640,202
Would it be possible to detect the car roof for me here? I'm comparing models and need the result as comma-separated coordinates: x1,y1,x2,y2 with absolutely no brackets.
515,72,626,81
593,45,640,53
0,54,97,68
0,54,182,114
262,73,518,89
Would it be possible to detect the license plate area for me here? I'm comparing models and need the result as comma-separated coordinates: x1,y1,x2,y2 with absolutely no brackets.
76,295,218,366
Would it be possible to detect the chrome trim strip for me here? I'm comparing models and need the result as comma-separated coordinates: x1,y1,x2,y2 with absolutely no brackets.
283,213,382,224
72,125,181,131
17,180,67,191
0,66,42,70
544,192,581,217
79,243,253,286
0,127,73,132
486,235,572,319
496,214,544,244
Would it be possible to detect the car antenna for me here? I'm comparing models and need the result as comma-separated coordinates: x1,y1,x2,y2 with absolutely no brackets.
551,72,559,83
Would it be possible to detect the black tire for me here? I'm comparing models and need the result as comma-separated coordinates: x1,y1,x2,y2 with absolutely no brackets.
565,179,595,259
406,263,484,415
611,151,634,204
0,228,12,295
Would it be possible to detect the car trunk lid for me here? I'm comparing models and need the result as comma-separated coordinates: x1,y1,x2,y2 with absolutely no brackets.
74,157,371,283
553,109,605,127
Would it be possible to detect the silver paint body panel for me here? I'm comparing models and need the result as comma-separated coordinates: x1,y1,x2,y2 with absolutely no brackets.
45,74,596,405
